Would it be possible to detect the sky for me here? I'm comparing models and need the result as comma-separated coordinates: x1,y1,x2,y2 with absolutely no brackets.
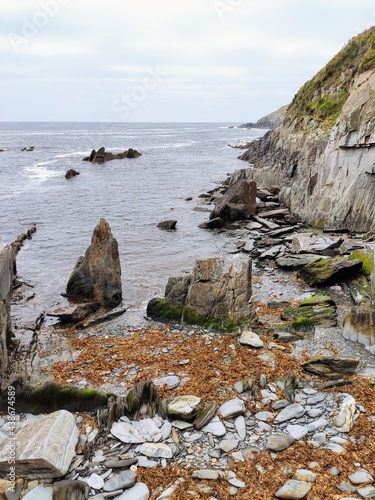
1,0,375,122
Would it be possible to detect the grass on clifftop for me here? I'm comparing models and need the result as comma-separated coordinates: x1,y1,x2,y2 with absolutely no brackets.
285,26,375,131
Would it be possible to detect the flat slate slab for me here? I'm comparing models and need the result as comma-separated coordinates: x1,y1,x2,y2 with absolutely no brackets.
0,410,78,479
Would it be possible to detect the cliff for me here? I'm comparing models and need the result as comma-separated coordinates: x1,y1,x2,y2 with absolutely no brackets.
238,27,375,232
0,244,14,388
238,104,288,130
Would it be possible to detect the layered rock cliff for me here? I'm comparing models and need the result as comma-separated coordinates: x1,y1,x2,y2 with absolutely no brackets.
238,27,375,232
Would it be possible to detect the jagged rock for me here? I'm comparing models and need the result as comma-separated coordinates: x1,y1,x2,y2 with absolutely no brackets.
333,395,357,432
148,255,255,329
275,479,312,499
291,233,344,254
83,147,141,162
157,220,177,230
65,169,80,179
297,257,362,286
343,306,375,348
210,179,257,222
0,410,79,479
116,482,150,500
47,303,99,323
66,218,122,308
53,480,89,500
301,355,359,377
167,395,204,421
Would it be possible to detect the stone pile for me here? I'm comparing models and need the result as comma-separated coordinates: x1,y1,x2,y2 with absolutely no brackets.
83,147,141,163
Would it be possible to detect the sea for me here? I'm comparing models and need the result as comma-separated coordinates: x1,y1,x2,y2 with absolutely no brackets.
0,122,265,324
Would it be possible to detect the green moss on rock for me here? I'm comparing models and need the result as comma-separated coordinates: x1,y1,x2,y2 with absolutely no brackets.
349,250,373,276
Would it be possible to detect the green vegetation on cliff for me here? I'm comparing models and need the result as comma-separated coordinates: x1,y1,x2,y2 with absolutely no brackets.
285,26,375,130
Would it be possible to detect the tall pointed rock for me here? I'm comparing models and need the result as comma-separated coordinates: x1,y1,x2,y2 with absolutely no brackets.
66,218,122,308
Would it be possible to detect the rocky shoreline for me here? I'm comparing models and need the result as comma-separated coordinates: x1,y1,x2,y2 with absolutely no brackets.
0,176,375,499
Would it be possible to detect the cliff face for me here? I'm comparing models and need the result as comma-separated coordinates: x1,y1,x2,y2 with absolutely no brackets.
0,244,13,386
239,27,375,232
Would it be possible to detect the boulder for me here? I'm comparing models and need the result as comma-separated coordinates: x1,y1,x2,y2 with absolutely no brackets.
157,220,177,230
297,257,362,286
276,254,325,270
147,256,255,329
65,169,80,179
167,395,204,421
198,217,225,229
210,179,257,222
83,147,141,162
66,218,122,308
0,410,78,479
301,355,359,377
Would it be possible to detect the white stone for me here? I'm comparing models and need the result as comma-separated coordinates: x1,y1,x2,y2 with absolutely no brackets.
103,470,137,491
286,424,308,441
167,395,203,420
111,421,146,443
154,375,180,389
325,443,346,454
306,418,329,432
294,469,317,483
137,456,158,468
239,330,264,348
88,473,104,490
357,486,375,498
171,420,193,430
255,411,274,422
156,478,185,499
348,468,374,484
333,395,356,432
139,442,173,459
160,421,172,440
23,485,53,499
274,404,305,423
0,410,78,479
134,418,162,442
235,415,246,441
219,399,245,419
117,482,150,500
201,416,226,436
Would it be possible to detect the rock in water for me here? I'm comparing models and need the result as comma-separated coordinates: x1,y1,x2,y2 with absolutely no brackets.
157,220,177,230
65,169,80,179
66,218,122,308
210,179,257,222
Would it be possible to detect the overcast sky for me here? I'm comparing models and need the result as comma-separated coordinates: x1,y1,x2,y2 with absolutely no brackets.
1,0,374,122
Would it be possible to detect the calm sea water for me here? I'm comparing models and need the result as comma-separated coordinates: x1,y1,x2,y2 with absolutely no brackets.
0,122,264,323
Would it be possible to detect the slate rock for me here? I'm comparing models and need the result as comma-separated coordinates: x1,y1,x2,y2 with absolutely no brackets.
139,442,173,459
348,469,374,485
265,434,295,452
201,416,226,436
301,355,359,377
297,257,362,286
274,404,305,423
103,470,137,492
167,395,204,421
110,421,145,443
219,399,245,419
192,470,220,480
286,424,308,440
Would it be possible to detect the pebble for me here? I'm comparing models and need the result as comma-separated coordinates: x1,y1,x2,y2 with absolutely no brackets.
219,399,245,419
110,422,145,443
219,439,238,452
116,482,150,500
234,416,246,441
348,469,374,484
88,473,105,490
139,442,173,459
274,404,305,423
103,470,137,492
357,486,375,498
23,485,53,500
137,456,158,468
201,416,226,436
192,470,220,480
293,469,316,482
286,424,308,440
265,434,295,452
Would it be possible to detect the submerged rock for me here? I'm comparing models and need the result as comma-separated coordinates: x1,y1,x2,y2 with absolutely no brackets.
66,218,122,308
157,220,177,230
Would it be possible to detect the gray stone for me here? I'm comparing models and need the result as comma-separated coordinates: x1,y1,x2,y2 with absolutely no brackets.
134,418,162,442
154,375,180,389
139,443,173,459
23,485,53,500
276,254,323,270
235,416,246,441
358,486,375,498
201,416,226,436
265,434,295,452
301,356,359,376
275,479,312,499
255,411,274,422
193,402,217,430
239,330,263,348
103,470,137,492
160,421,172,440
348,469,374,485
210,179,257,222
286,424,308,440
219,439,238,452
0,410,78,479
297,257,362,286
306,418,329,432
325,443,346,454
219,399,245,419
137,456,158,468
116,482,150,500
88,473,104,490
291,233,343,255
293,469,316,482
274,404,305,423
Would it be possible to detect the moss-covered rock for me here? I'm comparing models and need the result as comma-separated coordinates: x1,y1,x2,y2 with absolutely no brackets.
297,257,362,286
281,293,337,327
348,274,372,305
349,250,373,276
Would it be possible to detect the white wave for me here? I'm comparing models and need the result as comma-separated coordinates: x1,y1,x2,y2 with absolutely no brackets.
24,165,60,180
54,151,88,158
35,159,58,166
